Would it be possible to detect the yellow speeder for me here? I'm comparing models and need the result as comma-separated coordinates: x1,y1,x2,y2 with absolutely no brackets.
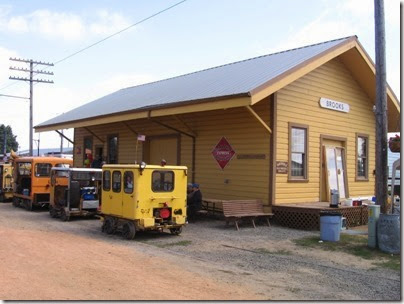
101,163,187,239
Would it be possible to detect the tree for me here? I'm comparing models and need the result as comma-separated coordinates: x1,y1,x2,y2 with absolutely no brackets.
0,125,19,153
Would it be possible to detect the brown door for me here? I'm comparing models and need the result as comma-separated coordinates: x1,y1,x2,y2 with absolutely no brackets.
149,137,178,165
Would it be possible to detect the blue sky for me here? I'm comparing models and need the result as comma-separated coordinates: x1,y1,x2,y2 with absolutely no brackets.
0,0,401,150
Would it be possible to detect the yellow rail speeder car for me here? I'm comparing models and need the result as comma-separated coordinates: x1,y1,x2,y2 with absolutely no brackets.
101,162,187,239
0,163,13,202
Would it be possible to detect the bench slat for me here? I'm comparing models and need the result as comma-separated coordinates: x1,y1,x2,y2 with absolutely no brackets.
220,199,273,230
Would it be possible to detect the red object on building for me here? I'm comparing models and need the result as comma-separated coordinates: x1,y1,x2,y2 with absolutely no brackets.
211,137,236,170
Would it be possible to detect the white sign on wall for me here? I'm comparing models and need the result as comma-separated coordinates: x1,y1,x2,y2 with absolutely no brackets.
319,97,350,113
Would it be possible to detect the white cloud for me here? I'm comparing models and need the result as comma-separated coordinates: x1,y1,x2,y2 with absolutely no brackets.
0,46,18,85
257,0,400,98
89,73,156,100
89,10,133,35
265,11,355,54
26,73,156,150
7,16,28,33
339,0,400,27
0,8,132,41
29,10,85,41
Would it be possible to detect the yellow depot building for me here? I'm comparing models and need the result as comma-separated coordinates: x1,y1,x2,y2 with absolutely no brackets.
35,36,400,228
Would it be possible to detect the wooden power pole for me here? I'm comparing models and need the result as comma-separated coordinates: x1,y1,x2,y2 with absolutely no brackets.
9,58,54,157
374,0,388,213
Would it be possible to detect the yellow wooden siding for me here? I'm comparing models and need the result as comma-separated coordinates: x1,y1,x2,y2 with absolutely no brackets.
73,120,168,167
275,57,375,204
73,101,271,205
189,102,270,204
180,135,193,178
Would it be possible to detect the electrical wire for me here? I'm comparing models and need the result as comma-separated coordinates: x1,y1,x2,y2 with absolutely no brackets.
54,0,187,65
0,0,188,92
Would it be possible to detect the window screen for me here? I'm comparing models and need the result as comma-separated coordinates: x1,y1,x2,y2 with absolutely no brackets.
18,162,31,176
35,163,52,177
124,171,134,194
112,171,121,193
103,170,111,191
290,127,307,178
108,135,118,164
357,136,368,179
152,171,174,192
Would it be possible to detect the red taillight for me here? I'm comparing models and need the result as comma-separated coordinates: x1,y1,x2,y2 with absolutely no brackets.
159,208,170,219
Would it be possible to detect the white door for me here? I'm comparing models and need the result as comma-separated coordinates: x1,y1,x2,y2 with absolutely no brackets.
325,146,347,200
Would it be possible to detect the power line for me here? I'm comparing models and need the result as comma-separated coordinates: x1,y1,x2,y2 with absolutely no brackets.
54,0,187,65
9,58,54,156
0,0,188,92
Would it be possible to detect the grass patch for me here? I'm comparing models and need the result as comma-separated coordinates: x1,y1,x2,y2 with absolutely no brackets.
373,259,401,271
256,248,292,255
293,234,400,271
156,240,192,248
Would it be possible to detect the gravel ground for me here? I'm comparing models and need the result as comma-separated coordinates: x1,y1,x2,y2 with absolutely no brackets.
139,216,400,301
0,203,400,301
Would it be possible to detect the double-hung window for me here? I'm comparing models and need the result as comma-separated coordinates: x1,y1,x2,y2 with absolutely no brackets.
356,134,369,180
289,123,308,181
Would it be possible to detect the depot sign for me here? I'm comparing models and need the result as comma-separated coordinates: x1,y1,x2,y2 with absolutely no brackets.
211,137,235,170
319,97,350,113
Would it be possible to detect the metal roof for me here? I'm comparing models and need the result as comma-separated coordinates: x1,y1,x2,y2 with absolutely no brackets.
36,36,353,128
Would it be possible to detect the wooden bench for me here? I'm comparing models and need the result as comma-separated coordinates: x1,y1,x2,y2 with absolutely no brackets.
201,198,223,215
222,200,274,230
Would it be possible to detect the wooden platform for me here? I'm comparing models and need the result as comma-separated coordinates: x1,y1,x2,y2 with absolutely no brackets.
272,202,368,230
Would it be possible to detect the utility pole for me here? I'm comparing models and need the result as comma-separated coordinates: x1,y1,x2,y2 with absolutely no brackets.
9,58,54,157
2,126,6,156
374,0,388,214
34,134,40,157
60,130,64,154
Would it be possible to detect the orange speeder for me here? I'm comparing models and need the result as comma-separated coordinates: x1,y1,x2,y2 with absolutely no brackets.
12,153,73,211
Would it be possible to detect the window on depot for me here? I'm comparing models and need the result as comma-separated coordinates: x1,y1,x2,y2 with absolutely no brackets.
108,135,118,164
289,123,308,181
356,134,369,180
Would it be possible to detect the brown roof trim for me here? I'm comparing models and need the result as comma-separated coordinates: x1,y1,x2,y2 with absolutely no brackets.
34,92,250,130
249,36,357,96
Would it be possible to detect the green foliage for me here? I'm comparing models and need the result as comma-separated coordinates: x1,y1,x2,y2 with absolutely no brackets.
294,234,400,271
0,125,19,153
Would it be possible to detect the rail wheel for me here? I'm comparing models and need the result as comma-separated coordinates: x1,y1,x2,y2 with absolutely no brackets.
12,197,19,207
169,226,183,235
102,217,116,234
24,199,32,211
122,221,136,240
49,206,58,218
60,209,70,222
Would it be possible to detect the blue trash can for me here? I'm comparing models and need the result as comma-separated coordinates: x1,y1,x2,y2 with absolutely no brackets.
320,211,342,242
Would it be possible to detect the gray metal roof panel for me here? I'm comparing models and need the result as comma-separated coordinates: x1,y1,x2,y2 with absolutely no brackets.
37,36,353,127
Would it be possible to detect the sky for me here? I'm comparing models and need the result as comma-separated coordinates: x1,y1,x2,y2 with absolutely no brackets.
0,0,401,151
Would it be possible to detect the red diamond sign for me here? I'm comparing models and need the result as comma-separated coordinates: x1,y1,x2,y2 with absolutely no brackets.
211,137,236,170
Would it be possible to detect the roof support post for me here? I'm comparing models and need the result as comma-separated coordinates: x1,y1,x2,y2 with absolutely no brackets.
55,130,74,145
122,121,139,136
174,115,197,137
84,127,105,143
148,117,195,139
148,114,196,183
245,106,272,134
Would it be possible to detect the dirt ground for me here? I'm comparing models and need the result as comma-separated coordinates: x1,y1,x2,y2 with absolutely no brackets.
0,210,255,300
0,203,400,301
